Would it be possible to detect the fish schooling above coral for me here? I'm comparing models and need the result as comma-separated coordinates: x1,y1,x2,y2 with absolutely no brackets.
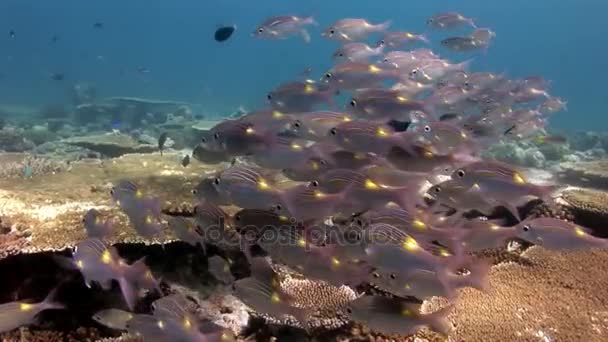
2,9,605,342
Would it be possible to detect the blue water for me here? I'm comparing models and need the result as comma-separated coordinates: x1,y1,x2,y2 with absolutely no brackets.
0,0,606,131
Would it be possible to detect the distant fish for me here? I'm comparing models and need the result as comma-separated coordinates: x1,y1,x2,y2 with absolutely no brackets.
181,154,190,167
83,209,113,239
93,22,104,29
50,73,65,81
8,30,15,39
214,25,236,42
137,67,150,74
158,132,168,156
0,287,64,333
252,15,317,43
92,308,133,331
50,35,59,44
427,12,476,30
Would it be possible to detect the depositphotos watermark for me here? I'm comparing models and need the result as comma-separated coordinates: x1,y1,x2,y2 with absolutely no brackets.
194,217,406,250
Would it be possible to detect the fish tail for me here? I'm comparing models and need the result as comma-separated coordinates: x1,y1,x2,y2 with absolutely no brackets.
118,277,138,311
425,304,453,335
302,16,318,26
300,29,311,43
41,286,65,311
418,33,431,44
375,20,392,32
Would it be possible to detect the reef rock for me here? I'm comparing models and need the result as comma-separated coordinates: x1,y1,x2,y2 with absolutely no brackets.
557,187,608,237
0,153,221,261
0,128,35,152
569,131,600,151
559,159,608,189
63,133,157,157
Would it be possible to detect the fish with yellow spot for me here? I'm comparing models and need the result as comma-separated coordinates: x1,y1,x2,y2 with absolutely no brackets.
83,208,113,240
286,111,354,142
233,257,310,325
322,18,391,43
274,181,346,223
370,257,490,301
92,308,134,330
347,87,433,122
376,31,430,48
266,80,338,111
346,295,452,336
213,164,283,211
515,218,608,250
454,219,518,252
110,180,163,240
65,238,150,310
0,286,64,333
321,61,405,90
327,121,418,156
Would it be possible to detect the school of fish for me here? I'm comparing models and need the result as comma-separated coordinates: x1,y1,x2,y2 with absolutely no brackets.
2,11,603,341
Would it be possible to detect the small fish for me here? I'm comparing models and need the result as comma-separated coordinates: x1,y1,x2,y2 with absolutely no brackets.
167,216,205,250
516,218,608,250
214,165,282,210
440,36,486,52
181,154,190,167
208,255,235,284
234,257,309,323
93,22,104,29
50,35,59,44
110,180,163,240
456,219,518,252
137,67,150,74
267,80,337,111
158,132,168,156
50,73,65,81
427,12,476,30
276,182,345,222
214,25,236,42
253,15,317,43
332,42,384,63
322,62,404,90
538,96,567,113
192,142,230,164
92,308,134,330
0,287,64,333
377,31,430,48
534,134,567,145
8,30,15,39
322,18,391,43
346,295,452,335
83,208,113,239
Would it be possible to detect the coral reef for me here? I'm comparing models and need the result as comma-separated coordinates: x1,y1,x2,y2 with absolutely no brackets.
62,133,157,157
0,153,220,260
0,153,69,179
559,159,608,189
558,187,608,237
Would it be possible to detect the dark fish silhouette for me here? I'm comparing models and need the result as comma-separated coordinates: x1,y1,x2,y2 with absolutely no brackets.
9,30,15,39
50,73,65,81
93,22,104,29
50,35,59,44
214,25,236,42
158,132,168,156
181,154,190,167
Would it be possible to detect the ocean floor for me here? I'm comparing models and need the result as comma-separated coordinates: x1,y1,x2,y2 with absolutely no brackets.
0,151,608,341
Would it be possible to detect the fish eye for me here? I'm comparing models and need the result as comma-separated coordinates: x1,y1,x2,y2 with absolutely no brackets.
423,125,431,132
275,204,282,211
330,29,335,35
201,137,207,143
320,159,327,165
310,180,319,187
325,72,333,79
258,28,264,33
234,214,241,221
329,127,337,135
389,273,396,280
372,272,380,278
346,307,352,314
434,186,441,193
522,225,530,232
293,120,301,128
456,169,465,178
379,40,385,45
191,189,197,194
214,177,221,185
356,219,363,226
338,53,344,57
349,100,357,107
214,132,220,140
266,93,272,100
427,18,434,23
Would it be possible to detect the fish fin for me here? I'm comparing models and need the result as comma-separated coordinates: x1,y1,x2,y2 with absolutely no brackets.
375,20,392,32
118,277,138,311
302,16,318,26
419,33,431,44
41,285,65,311
425,304,453,335
300,30,311,43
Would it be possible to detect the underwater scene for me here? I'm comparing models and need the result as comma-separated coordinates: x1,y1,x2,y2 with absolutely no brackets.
1,0,608,341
